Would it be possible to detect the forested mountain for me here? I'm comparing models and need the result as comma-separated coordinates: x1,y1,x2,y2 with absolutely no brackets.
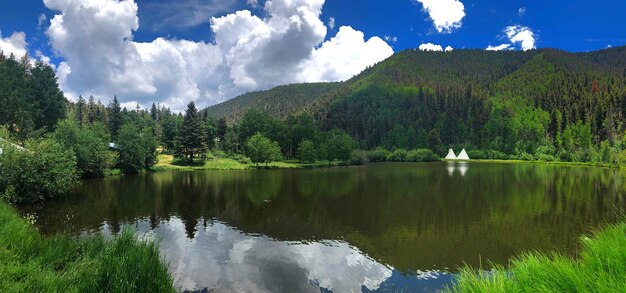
206,82,340,123
207,46,626,160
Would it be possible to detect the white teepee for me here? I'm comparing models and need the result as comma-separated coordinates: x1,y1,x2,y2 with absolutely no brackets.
457,148,470,160
445,149,457,160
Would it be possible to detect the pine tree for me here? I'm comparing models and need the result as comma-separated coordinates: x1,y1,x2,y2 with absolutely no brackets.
87,95,97,124
107,96,123,138
75,95,87,125
177,102,206,163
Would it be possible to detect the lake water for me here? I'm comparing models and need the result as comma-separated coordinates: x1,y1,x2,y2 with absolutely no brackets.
19,162,626,292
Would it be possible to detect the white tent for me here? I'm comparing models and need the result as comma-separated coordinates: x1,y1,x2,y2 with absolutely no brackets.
457,149,470,161
445,149,457,160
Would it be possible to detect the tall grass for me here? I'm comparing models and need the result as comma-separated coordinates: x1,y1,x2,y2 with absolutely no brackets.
0,201,174,292
446,222,626,292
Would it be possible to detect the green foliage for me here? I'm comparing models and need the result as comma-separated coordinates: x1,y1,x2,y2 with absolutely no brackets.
53,119,116,178
0,202,174,292
0,55,66,139
206,82,340,123
366,147,391,162
297,140,317,163
107,96,123,138
387,149,408,162
246,132,283,166
238,109,288,155
446,222,626,293
349,149,369,165
406,149,439,162
116,124,157,174
0,137,78,203
467,150,486,160
176,102,207,163
323,129,357,162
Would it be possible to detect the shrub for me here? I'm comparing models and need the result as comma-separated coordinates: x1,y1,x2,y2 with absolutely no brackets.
246,132,283,167
537,153,557,162
367,147,391,162
406,149,439,162
0,138,79,203
467,150,487,160
233,154,252,164
297,140,317,163
53,120,116,178
485,150,508,160
117,124,157,174
349,149,369,165
387,149,408,162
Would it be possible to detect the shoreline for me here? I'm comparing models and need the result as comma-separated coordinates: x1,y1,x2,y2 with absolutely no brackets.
148,154,619,173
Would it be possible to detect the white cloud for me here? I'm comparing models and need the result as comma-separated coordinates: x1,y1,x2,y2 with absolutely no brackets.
486,44,511,51
418,43,443,51
0,31,28,58
299,26,394,82
38,14,48,29
445,45,454,52
384,35,397,43
505,25,536,51
518,7,526,17
45,0,393,110
328,17,335,30
416,0,465,33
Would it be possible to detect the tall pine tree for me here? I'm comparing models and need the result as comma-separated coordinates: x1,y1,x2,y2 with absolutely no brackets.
176,102,206,163
107,96,122,138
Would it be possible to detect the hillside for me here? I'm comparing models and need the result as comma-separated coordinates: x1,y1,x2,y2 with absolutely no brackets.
207,46,626,157
205,82,340,123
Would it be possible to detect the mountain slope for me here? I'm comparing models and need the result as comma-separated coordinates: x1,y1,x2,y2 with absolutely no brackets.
206,82,340,123
207,46,626,154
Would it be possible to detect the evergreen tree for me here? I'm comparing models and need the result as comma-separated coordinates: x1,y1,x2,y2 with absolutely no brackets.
107,96,123,138
176,102,206,163
75,95,87,125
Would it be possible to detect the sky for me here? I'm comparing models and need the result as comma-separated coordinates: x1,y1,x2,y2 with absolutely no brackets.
0,0,625,110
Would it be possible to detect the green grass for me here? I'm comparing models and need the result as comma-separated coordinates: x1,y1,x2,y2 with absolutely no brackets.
446,222,626,293
0,201,174,292
152,154,343,171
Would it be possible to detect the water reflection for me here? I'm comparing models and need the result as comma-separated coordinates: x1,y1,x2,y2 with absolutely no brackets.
99,217,450,292
18,163,626,292
446,162,468,177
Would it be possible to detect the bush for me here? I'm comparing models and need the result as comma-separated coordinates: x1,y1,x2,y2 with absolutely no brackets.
367,147,391,162
406,149,439,162
512,152,535,161
246,132,283,167
297,140,317,163
53,120,116,178
117,124,157,174
485,150,508,160
387,149,408,162
537,153,557,162
467,150,487,160
0,138,79,203
349,149,369,165
233,154,252,164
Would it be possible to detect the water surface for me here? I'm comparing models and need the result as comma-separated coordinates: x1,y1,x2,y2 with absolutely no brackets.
20,162,626,292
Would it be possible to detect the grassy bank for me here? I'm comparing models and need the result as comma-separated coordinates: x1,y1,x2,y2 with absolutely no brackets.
446,222,626,292
152,154,340,171
0,201,174,292
465,159,616,169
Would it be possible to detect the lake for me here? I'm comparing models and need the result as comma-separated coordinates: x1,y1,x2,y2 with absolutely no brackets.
19,162,626,292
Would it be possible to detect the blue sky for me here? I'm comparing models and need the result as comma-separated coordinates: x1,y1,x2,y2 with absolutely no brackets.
0,0,625,109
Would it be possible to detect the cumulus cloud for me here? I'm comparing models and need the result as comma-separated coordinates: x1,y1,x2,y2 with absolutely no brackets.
445,45,454,52
37,14,48,29
44,0,393,109
328,17,335,30
0,31,28,58
247,0,259,8
486,25,536,52
505,25,536,51
486,44,511,51
418,43,443,51
416,0,465,33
